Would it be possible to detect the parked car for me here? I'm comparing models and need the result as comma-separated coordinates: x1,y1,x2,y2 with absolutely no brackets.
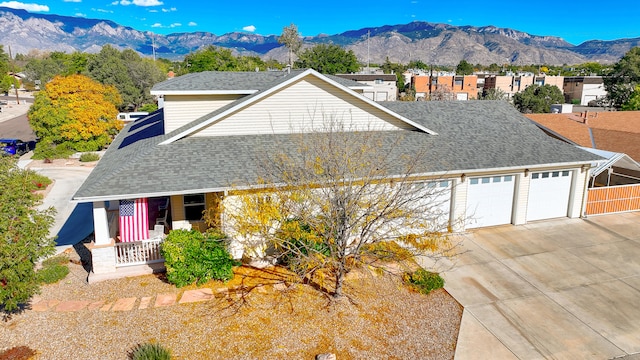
0,138,36,156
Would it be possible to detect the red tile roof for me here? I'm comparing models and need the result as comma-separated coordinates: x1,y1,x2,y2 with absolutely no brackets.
526,111,640,160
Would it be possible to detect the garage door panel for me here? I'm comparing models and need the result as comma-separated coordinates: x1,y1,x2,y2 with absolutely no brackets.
467,175,515,228
527,170,572,221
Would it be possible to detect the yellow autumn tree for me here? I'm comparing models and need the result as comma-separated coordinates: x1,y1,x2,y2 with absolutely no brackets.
215,117,461,298
28,74,123,156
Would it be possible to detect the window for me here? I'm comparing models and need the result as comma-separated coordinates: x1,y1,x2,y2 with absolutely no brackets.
184,194,205,221
532,173,539,179
481,177,490,184
552,171,560,177
562,171,570,177
375,79,384,84
541,172,550,178
493,176,501,183
470,178,479,185
504,175,513,182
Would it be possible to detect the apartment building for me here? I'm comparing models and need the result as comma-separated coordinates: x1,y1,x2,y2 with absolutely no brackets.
483,74,564,99
334,73,398,101
412,73,479,100
563,76,607,105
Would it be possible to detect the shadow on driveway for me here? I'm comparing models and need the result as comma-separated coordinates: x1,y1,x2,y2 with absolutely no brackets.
55,202,94,246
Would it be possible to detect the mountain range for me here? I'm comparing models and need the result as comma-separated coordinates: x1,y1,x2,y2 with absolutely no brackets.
1,6,639,65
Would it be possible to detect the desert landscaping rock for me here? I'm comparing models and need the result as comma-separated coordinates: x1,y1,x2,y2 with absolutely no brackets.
55,300,89,312
138,296,152,309
155,293,177,307
179,288,213,304
111,297,137,311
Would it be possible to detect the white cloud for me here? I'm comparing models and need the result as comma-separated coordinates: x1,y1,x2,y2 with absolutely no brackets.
0,1,49,11
161,7,176,12
148,9,157,12
151,22,162,27
243,25,256,32
117,0,162,5
64,0,81,2
188,21,197,27
75,12,86,17
93,8,113,13
169,22,181,28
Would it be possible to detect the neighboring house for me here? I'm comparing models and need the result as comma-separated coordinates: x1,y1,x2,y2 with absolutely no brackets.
412,74,479,100
527,111,640,216
334,73,397,101
483,74,564,99
562,76,607,105
74,69,599,281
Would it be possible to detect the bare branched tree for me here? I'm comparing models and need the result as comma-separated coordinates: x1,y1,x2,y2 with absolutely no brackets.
278,23,302,67
219,115,459,298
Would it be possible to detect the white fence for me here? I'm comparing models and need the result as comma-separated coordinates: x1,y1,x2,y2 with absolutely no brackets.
114,237,164,267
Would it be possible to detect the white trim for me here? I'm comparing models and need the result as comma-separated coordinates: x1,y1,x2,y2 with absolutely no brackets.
159,69,437,145
72,162,593,203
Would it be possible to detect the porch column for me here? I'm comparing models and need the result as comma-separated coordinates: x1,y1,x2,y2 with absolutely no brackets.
90,201,116,275
93,201,110,245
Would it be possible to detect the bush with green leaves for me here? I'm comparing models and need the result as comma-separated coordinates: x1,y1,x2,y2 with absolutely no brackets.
403,268,444,295
276,219,331,274
36,255,69,284
32,141,74,160
0,156,55,313
79,152,100,162
160,229,237,287
129,342,171,360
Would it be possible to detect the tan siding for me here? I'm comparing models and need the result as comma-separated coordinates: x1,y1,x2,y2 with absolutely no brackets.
164,94,244,134
569,169,587,217
191,77,411,137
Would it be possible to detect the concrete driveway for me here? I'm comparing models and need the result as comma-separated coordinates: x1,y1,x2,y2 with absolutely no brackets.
442,212,640,359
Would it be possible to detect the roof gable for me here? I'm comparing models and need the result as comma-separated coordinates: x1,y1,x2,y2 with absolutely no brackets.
160,69,435,144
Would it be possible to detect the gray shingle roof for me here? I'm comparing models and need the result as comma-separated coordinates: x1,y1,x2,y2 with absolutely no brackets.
151,69,365,93
73,99,600,202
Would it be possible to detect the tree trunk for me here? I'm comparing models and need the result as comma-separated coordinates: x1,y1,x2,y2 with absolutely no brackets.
333,266,345,298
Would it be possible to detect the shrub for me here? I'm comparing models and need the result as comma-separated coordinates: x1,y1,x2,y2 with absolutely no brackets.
36,255,69,284
32,141,74,160
79,152,100,162
26,171,52,192
129,342,171,360
403,268,444,295
160,229,237,287
0,346,38,360
277,219,330,274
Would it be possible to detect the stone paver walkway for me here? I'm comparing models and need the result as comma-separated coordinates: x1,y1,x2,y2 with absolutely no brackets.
30,287,252,313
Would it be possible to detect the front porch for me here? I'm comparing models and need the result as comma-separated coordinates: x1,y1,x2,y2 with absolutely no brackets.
87,194,221,282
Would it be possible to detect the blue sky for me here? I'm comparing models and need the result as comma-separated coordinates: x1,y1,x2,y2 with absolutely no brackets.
2,0,639,45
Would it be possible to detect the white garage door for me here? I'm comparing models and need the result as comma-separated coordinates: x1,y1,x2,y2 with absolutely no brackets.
526,170,572,221
467,175,515,228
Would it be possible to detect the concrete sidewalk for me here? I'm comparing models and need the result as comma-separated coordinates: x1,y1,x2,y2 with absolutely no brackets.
438,212,640,359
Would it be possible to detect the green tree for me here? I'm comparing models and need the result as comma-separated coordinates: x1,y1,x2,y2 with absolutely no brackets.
0,75,19,95
86,45,135,110
604,47,640,109
622,84,640,110
182,46,238,73
381,57,407,91
481,88,508,101
294,44,360,75
0,45,10,76
455,60,474,75
0,156,55,313
28,74,122,155
120,49,166,109
278,23,302,67
512,84,564,113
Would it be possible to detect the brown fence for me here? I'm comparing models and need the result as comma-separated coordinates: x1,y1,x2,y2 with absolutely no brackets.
586,184,640,215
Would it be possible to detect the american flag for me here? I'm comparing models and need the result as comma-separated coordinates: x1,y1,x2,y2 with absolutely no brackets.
119,198,149,242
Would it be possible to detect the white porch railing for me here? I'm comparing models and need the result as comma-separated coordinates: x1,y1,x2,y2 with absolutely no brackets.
114,236,165,267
